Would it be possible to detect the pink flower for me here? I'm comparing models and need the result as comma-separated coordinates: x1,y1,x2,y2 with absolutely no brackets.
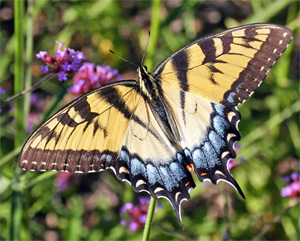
120,197,162,231
281,172,300,199
69,63,122,96
55,172,79,192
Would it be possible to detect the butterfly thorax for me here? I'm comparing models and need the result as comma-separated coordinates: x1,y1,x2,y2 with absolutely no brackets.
137,65,181,145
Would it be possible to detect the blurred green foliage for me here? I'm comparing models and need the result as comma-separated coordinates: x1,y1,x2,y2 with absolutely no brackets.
0,0,299,240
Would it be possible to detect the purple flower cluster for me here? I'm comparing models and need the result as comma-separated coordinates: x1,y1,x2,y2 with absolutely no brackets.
55,172,79,192
281,172,300,199
69,63,123,96
120,197,161,231
36,41,85,81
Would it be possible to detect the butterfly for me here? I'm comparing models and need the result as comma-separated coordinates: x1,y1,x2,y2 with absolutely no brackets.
19,23,292,223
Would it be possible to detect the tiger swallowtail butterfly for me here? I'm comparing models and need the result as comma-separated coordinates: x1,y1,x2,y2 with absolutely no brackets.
19,23,292,223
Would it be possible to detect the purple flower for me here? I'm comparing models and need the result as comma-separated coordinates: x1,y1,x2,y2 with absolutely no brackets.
55,172,79,192
139,214,147,223
69,63,123,96
139,196,150,205
129,222,138,231
36,41,86,82
0,87,5,94
222,232,229,240
62,62,71,71
120,219,127,226
120,197,162,231
120,203,134,214
36,51,48,60
55,41,65,52
281,173,300,199
41,65,49,73
74,51,85,62
57,72,67,81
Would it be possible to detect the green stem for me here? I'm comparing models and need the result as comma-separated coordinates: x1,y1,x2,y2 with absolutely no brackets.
0,74,55,108
25,172,58,189
9,191,23,240
24,0,34,130
14,0,25,147
142,198,157,241
142,0,161,240
9,1,25,240
0,145,22,169
143,0,161,71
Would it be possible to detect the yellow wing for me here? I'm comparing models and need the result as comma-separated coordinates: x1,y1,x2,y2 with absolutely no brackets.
153,23,293,106
19,81,140,173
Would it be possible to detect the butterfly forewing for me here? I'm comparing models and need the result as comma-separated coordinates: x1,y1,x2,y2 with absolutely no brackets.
154,24,293,106
19,81,139,173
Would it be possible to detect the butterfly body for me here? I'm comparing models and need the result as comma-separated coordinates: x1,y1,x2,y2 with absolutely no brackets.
19,24,292,223
138,65,182,145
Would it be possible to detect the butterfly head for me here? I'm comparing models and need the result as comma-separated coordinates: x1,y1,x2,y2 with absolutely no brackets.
137,65,149,77
137,65,151,84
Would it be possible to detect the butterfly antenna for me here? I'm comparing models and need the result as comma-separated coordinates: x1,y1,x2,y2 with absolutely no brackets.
109,50,138,68
141,31,150,65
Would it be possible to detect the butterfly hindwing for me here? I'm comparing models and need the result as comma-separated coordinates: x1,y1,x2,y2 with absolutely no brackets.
161,85,244,196
154,23,293,106
112,95,195,222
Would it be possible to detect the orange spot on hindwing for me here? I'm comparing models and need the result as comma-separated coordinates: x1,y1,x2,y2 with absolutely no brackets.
186,164,195,172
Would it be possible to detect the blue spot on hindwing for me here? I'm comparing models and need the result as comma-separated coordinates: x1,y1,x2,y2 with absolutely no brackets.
106,155,112,163
119,150,129,165
208,131,226,154
184,149,192,159
169,162,186,182
131,158,146,176
146,164,161,185
176,152,185,163
213,104,225,117
100,154,106,162
203,141,219,168
227,92,235,103
192,148,208,169
212,115,229,137
159,166,178,191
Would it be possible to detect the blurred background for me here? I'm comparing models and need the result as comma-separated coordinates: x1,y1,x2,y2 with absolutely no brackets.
0,0,299,240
